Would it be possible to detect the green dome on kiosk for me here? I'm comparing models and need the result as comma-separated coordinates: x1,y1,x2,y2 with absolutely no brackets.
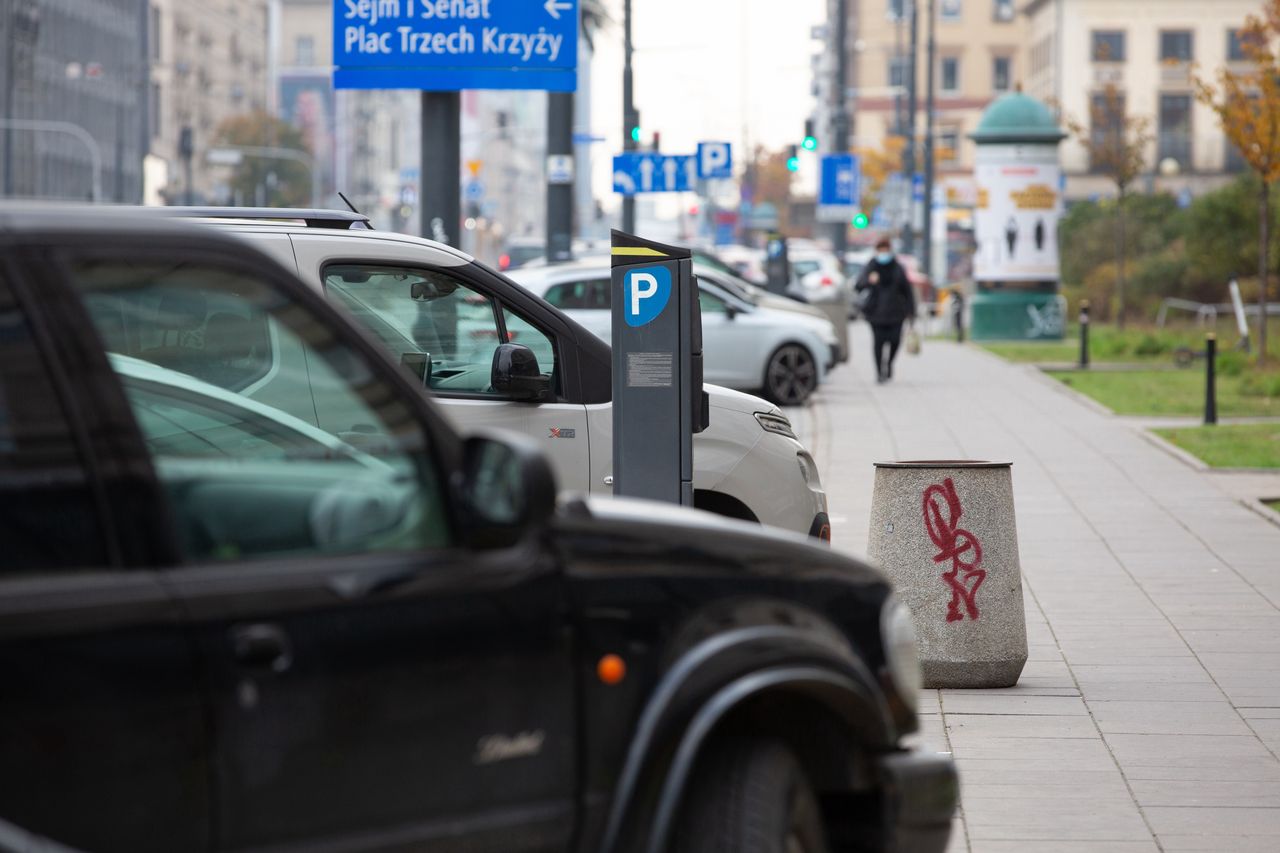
969,91,1067,144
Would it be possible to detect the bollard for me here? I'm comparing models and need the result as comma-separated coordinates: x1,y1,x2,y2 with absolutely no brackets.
1078,299,1090,369
1205,333,1217,426
868,461,1028,688
953,289,966,343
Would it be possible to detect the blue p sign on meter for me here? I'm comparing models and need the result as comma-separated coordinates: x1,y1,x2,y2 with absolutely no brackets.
696,142,733,179
333,0,580,91
623,266,671,327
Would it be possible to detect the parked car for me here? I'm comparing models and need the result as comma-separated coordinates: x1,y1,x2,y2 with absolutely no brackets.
0,206,957,853
512,260,837,406
498,235,546,271
172,209,828,538
790,246,854,306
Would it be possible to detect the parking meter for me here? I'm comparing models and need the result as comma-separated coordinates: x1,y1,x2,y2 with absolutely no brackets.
765,231,790,296
611,230,708,506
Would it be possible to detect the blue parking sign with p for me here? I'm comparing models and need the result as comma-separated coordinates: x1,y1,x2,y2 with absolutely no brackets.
623,265,672,327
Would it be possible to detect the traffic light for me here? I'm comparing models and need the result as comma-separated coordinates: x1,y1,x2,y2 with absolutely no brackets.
852,211,870,229
786,144,800,172
802,118,817,151
630,125,641,143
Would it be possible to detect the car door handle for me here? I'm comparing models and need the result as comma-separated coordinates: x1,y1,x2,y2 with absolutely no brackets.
230,623,293,674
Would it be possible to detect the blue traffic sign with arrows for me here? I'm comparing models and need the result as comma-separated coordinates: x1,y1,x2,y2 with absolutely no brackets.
613,152,698,195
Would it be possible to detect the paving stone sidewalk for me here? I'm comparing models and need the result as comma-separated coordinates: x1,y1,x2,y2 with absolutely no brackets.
789,323,1280,853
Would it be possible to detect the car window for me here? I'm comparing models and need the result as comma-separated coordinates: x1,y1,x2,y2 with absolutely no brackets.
502,306,557,387
0,273,110,572
698,288,728,315
68,257,451,564
325,264,516,397
544,278,610,310
792,260,821,277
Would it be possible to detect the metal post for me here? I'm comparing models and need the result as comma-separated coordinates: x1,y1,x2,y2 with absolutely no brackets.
903,0,919,255
4,0,14,198
421,91,461,247
621,0,636,234
922,0,936,279
953,289,965,343
1078,299,1090,369
831,0,849,257
1204,333,1218,426
546,91,574,264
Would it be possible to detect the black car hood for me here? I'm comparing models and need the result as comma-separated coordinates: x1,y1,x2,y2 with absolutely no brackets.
552,495,886,588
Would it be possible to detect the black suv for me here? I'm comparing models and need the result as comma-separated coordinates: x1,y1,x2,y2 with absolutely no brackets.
0,210,955,853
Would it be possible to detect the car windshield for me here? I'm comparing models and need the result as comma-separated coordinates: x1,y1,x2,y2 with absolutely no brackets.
792,259,822,277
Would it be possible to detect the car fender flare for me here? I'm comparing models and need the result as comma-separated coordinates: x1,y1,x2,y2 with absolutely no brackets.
598,624,893,853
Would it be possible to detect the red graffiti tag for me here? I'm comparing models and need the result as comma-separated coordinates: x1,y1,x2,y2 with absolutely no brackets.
922,477,986,622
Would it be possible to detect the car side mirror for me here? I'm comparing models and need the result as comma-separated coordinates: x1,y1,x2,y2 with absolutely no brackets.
724,303,738,321
459,432,557,549
491,342,550,402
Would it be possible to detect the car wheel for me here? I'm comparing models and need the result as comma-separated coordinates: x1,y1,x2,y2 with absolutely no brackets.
764,344,818,406
672,737,829,853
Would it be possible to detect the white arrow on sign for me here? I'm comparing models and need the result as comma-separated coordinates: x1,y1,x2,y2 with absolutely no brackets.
544,0,573,19
662,157,677,190
638,157,655,191
614,171,636,194
684,156,697,187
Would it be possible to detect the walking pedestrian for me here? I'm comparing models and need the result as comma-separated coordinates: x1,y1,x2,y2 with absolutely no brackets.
855,238,917,383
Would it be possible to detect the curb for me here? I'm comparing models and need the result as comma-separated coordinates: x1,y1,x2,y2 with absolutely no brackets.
1024,365,1117,417
1135,426,1210,472
1241,495,1280,531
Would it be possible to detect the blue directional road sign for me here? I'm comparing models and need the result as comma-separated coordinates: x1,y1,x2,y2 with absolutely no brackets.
696,142,733,179
819,153,861,207
613,152,698,195
333,0,579,91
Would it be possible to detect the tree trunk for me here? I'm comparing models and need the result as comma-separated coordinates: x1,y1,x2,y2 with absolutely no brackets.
1261,180,1271,365
1116,188,1127,329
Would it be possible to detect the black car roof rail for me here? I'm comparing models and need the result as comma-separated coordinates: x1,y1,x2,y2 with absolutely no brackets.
160,207,372,230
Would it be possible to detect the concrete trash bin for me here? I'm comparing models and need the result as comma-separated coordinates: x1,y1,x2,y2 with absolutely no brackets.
868,461,1027,688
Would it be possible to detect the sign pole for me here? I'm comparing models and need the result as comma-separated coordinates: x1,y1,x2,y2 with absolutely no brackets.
421,91,460,247
922,0,937,279
547,91,574,264
831,0,850,257
621,0,637,233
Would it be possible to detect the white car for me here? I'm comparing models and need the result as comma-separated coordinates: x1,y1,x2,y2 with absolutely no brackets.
511,260,837,406
165,209,830,540
790,246,854,306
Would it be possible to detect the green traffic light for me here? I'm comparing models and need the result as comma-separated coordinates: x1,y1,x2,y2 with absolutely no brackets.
630,126,641,143
786,157,800,172
852,212,869,229
802,136,818,151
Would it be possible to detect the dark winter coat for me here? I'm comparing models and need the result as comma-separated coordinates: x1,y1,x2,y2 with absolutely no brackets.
855,258,917,325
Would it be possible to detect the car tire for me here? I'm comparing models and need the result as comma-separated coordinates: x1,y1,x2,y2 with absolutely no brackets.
672,737,830,853
763,344,818,406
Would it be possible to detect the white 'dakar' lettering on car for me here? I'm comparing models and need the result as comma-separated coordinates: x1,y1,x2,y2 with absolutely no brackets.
473,730,546,765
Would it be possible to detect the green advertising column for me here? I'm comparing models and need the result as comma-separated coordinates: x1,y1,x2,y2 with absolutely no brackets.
968,93,1068,340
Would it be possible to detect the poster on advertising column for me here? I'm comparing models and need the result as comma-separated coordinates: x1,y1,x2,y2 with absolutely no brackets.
973,163,1062,282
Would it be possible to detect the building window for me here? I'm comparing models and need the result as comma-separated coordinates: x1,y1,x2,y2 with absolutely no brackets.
938,129,960,164
993,0,1015,22
1092,31,1126,62
941,57,960,93
149,5,161,61
888,0,907,20
150,82,161,139
1227,28,1250,61
889,55,909,88
993,56,1011,92
1089,91,1126,174
1225,136,1248,172
1158,94,1192,170
941,0,962,21
295,35,315,66
1160,30,1193,62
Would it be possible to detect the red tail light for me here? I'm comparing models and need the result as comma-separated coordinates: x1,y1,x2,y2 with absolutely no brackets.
498,253,511,270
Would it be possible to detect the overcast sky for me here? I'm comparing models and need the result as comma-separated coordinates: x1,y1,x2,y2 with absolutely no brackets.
588,0,826,207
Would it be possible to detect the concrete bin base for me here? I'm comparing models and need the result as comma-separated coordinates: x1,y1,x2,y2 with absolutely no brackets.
867,461,1028,689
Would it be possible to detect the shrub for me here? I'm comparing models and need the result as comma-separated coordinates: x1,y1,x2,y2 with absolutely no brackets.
1133,333,1169,356
1240,370,1280,398
1217,349,1248,377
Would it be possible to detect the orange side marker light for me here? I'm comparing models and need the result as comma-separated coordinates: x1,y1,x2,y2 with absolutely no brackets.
597,654,626,685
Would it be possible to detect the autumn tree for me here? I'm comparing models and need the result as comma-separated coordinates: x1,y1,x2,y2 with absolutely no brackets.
1063,84,1152,328
1195,0,1280,364
213,110,313,208
852,135,907,219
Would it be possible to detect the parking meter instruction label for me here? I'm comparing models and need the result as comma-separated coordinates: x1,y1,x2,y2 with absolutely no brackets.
626,352,673,388
334,0,579,91
623,265,671,327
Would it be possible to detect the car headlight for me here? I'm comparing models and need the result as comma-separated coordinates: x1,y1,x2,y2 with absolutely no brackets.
754,411,797,440
881,597,921,712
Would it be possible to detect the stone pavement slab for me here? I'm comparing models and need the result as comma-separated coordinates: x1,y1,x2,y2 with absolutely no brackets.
790,324,1280,852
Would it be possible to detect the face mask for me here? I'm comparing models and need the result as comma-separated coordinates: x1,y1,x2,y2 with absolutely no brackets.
876,252,894,265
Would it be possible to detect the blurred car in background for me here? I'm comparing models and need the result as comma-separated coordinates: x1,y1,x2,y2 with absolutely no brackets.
512,260,837,405
497,235,546,271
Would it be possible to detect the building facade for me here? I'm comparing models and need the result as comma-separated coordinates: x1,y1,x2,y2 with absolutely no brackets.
1024,0,1258,200
0,0,149,202
148,0,270,204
